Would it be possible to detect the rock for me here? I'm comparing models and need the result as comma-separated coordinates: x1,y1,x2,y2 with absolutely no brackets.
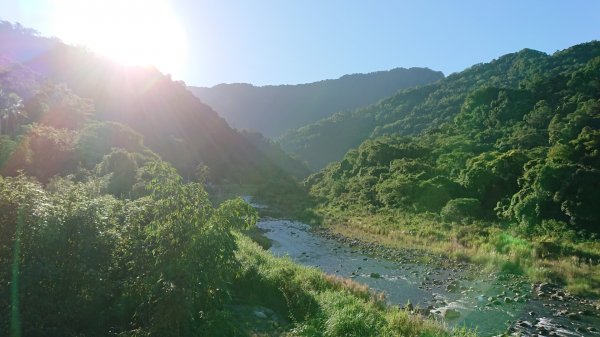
442,308,461,320
253,310,268,319
517,320,532,328
537,282,555,293
446,284,458,292
503,297,513,303
370,272,381,279
566,312,580,320
555,309,567,316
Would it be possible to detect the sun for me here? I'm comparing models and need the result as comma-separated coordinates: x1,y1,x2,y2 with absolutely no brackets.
49,0,188,76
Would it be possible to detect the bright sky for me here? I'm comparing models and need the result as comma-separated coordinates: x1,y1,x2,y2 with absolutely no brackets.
2,0,600,87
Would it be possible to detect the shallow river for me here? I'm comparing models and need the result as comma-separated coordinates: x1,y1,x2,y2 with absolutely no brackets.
257,219,600,337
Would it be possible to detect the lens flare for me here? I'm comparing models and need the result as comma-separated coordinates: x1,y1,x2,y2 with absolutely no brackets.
49,0,187,76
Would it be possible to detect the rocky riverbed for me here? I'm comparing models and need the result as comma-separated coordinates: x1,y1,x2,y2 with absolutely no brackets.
257,218,600,337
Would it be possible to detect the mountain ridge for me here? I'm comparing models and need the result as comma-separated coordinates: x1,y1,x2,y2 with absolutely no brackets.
190,67,443,137
0,21,304,200
278,43,600,170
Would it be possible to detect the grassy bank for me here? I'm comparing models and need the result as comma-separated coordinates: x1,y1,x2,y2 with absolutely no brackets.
210,183,316,219
231,234,475,337
316,208,600,298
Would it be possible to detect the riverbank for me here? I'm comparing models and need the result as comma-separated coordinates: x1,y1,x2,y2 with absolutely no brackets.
257,218,600,336
316,209,600,299
233,233,476,337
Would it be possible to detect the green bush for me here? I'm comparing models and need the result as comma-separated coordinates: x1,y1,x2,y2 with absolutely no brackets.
440,198,482,223
320,291,385,337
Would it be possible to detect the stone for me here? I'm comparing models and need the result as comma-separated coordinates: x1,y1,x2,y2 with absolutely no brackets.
517,320,532,328
253,310,268,319
442,308,461,320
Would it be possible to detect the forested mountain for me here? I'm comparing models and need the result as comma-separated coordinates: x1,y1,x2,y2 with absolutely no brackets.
189,67,443,137
0,21,475,337
304,41,600,296
279,45,600,170
0,21,303,199
308,41,600,234
239,129,311,180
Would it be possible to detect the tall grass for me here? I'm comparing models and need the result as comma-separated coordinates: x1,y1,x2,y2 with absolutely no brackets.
233,234,476,337
320,208,600,297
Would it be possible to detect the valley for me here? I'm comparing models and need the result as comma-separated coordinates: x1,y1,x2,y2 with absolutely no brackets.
1,7,600,337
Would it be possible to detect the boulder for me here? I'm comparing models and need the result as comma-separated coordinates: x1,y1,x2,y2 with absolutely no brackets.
370,272,381,279
442,308,461,320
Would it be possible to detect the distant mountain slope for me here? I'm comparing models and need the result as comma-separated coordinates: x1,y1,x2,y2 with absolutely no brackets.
0,21,303,196
278,45,600,170
239,129,311,180
308,40,600,234
189,67,443,137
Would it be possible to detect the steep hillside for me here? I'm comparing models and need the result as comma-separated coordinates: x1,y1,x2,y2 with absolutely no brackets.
278,47,596,170
307,41,600,294
239,129,311,180
190,67,443,137
0,22,474,337
0,21,303,198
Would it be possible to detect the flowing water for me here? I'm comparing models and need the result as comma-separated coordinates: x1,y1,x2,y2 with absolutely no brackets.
257,218,600,336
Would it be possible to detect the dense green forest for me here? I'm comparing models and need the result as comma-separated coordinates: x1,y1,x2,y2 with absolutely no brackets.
3,16,600,336
190,68,443,138
279,43,600,170
0,21,309,208
0,172,475,337
239,129,311,180
0,21,478,337
306,42,600,295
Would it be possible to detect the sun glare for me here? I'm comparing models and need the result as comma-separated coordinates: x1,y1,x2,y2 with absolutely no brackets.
49,0,187,76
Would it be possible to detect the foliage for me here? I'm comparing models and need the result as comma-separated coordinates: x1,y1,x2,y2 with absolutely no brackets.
0,162,259,337
440,198,482,223
96,148,138,197
76,121,152,168
234,235,475,337
308,41,600,235
303,42,600,296
281,42,600,170
0,166,474,336
0,21,308,203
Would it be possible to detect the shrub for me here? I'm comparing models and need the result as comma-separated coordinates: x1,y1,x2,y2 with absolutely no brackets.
441,198,482,223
